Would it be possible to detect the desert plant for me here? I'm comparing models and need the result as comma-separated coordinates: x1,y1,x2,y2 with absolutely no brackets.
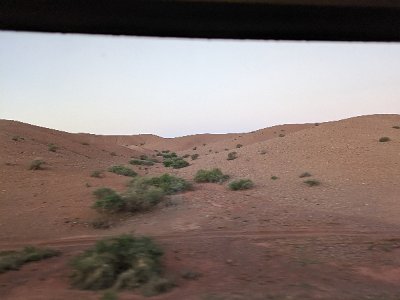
279,134,285,137
192,147,197,150
194,169,229,183
304,179,320,187
123,187,164,212
108,165,137,177
260,150,267,155
236,144,243,148
12,136,24,141
110,152,117,156
48,144,57,152
132,174,191,195
379,137,391,142
227,152,237,161
182,154,190,158
81,142,90,146
228,179,254,191
161,152,177,159
271,176,279,180
29,159,45,170
393,126,400,129
163,157,189,169
91,170,103,178
191,153,199,160
140,155,148,160
101,291,118,300
299,172,312,178
130,159,154,166
93,189,125,213
0,246,59,273
70,235,169,294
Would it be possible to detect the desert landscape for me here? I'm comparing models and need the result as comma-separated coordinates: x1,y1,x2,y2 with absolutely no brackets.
1,114,400,299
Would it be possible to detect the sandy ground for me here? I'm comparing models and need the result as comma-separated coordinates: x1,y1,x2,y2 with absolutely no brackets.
1,114,400,299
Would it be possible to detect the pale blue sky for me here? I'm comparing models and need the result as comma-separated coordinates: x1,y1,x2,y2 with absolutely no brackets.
1,31,399,137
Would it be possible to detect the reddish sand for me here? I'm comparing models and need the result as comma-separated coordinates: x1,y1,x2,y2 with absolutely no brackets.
1,114,400,299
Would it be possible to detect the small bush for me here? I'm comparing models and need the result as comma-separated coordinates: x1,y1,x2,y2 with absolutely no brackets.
12,136,24,142
140,155,148,160
93,188,125,213
191,153,199,160
236,144,243,148
81,142,90,146
228,179,254,191
132,174,191,195
91,170,103,178
182,154,190,158
271,176,279,180
393,126,400,129
192,147,197,150
260,150,267,155
161,150,170,153
279,134,285,137
130,159,154,166
123,187,164,212
91,219,113,230
48,144,58,152
161,152,177,159
299,172,312,178
110,152,117,156
194,169,229,183
227,152,237,160
108,165,137,177
70,235,168,293
163,157,189,169
379,137,391,142
0,246,59,273
29,159,45,170
304,179,320,187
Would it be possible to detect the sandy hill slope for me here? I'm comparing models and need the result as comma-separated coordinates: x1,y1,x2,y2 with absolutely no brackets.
1,115,400,300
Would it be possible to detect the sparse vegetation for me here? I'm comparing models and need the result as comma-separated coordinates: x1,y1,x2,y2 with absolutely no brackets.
182,154,190,158
48,144,58,152
393,126,400,129
70,235,172,296
130,159,154,166
108,165,137,177
228,179,254,191
81,142,90,146
260,150,267,155
91,170,103,178
279,134,285,137
29,159,45,170
163,157,189,169
91,219,113,230
379,137,391,142
191,153,199,160
0,246,59,273
227,152,238,160
271,176,279,180
131,174,191,195
304,179,320,187
299,172,312,178
161,152,177,159
192,147,197,150
110,152,117,156
11,136,24,142
236,144,243,148
194,169,229,183
93,188,125,213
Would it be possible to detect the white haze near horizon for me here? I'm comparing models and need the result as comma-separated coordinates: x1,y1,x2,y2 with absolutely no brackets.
1,31,400,138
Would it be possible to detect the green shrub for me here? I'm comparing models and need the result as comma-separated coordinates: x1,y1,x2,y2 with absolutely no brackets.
101,291,118,300
271,176,279,180
130,159,154,166
162,152,177,159
379,137,391,142
70,235,168,293
91,170,103,178
12,136,24,142
228,179,254,191
236,144,243,148
163,157,189,169
48,143,58,152
123,187,164,212
304,179,320,187
191,154,199,160
0,246,59,273
108,165,137,177
194,169,229,183
93,188,125,213
227,152,237,160
132,174,191,195
299,172,312,178
29,159,45,170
